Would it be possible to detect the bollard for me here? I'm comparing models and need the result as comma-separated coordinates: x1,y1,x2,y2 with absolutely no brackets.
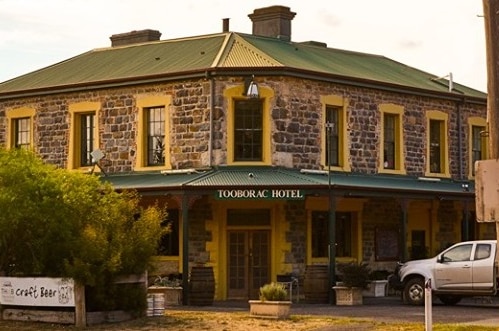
424,278,432,331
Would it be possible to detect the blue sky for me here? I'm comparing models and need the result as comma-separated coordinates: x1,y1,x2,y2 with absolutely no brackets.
0,0,487,92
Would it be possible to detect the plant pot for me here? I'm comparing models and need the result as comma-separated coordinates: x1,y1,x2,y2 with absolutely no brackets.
333,286,363,305
248,300,291,319
147,286,182,306
362,280,388,297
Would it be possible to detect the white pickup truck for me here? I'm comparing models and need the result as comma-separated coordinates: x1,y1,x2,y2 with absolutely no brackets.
389,240,499,305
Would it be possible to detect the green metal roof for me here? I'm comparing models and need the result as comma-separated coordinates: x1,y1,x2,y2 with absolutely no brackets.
100,167,474,200
0,32,486,100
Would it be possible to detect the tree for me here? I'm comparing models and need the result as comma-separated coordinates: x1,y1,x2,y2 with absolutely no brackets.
0,147,167,286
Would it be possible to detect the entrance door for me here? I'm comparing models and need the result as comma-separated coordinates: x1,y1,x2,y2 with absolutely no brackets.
227,230,270,300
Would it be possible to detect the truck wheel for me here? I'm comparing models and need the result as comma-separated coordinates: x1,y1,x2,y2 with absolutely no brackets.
437,295,462,305
404,278,425,305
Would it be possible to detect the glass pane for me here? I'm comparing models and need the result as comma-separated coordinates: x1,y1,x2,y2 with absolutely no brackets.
429,120,442,173
146,107,165,166
234,100,263,161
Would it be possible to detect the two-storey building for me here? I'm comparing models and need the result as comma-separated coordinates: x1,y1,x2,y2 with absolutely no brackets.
0,5,493,302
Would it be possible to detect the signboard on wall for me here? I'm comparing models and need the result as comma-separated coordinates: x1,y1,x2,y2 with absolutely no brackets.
0,277,75,307
215,189,304,200
475,159,499,222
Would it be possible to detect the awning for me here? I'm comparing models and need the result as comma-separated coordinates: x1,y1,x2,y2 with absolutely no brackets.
100,166,474,200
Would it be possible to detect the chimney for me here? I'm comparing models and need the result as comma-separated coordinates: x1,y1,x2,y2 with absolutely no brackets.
248,6,296,41
223,18,230,32
110,29,162,47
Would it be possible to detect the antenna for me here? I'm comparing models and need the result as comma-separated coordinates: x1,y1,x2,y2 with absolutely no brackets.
431,72,453,92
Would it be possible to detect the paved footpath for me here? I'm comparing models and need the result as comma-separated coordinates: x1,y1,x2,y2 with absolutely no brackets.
172,295,499,328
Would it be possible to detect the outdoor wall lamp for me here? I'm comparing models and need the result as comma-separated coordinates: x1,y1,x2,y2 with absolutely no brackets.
244,75,259,98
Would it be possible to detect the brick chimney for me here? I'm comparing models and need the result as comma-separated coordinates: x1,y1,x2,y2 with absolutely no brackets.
110,29,162,47
248,6,296,41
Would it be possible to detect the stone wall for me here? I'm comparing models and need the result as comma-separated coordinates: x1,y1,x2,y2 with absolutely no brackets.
0,75,486,179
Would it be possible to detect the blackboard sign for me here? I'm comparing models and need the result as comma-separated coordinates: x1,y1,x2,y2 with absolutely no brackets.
375,227,399,261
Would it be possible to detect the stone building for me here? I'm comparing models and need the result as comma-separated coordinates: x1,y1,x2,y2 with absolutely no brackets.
0,5,493,302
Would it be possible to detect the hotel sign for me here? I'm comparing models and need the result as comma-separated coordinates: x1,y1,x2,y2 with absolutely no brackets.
216,189,304,200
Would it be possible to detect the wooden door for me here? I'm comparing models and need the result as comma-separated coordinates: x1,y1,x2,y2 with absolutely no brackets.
227,230,270,300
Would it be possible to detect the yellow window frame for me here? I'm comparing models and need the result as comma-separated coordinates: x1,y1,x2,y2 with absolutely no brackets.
68,102,100,171
6,107,36,149
320,95,350,172
224,85,273,166
378,104,406,174
468,117,488,179
136,95,171,171
425,110,450,177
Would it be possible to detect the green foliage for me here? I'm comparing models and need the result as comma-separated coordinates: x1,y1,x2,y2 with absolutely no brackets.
337,262,371,289
0,148,168,288
259,282,288,301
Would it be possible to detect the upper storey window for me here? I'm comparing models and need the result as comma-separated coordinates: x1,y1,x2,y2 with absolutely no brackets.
468,117,488,178
136,95,171,171
14,118,31,149
225,85,273,165
146,106,166,166
234,100,263,161
426,111,449,177
321,95,350,171
6,107,35,150
68,102,100,170
378,104,405,174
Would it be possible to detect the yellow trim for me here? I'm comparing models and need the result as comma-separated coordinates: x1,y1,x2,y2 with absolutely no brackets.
305,197,364,264
224,85,274,165
467,117,488,179
5,107,36,149
68,102,101,171
378,104,406,174
320,95,351,172
135,95,172,171
425,110,450,177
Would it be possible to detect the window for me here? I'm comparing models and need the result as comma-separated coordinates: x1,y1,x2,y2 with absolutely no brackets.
157,209,179,256
146,106,165,166
136,95,171,170
468,117,488,178
234,100,262,161
14,118,31,149
311,211,352,258
429,119,443,173
325,106,339,166
379,104,405,173
474,244,491,260
6,107,35,149
321,95,350,171
68,102,100,170
442,244,472,262
426,111,449,177
80,113,95,166
383,114,395,169
225,85,272,165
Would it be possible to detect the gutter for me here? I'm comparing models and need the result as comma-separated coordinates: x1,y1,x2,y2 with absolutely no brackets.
0,67,487,105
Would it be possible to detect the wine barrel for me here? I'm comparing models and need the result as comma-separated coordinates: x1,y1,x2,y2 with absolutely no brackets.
303,265,329,303
189,266,215,306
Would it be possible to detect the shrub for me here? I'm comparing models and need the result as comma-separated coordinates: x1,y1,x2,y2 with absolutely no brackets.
337,262,370,289
259,282,288,301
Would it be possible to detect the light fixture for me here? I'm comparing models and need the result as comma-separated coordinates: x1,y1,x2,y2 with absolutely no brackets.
245,75,259,98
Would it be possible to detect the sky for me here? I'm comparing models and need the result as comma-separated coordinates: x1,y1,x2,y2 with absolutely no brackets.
0,0,488,92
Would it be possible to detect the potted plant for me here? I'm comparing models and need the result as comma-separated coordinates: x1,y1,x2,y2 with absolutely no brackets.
333,262,370,305
249,282,291,319
363,269,390,297
147,274,183,306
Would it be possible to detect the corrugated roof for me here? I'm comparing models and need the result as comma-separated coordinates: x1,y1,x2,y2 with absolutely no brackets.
0,31,486,99
99,167,474,200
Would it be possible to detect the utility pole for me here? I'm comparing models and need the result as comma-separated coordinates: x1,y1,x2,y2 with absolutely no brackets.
482,0,499,258
483,0,499,159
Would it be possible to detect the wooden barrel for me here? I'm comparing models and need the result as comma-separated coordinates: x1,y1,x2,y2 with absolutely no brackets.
189,266,215,306
303,265,329,303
